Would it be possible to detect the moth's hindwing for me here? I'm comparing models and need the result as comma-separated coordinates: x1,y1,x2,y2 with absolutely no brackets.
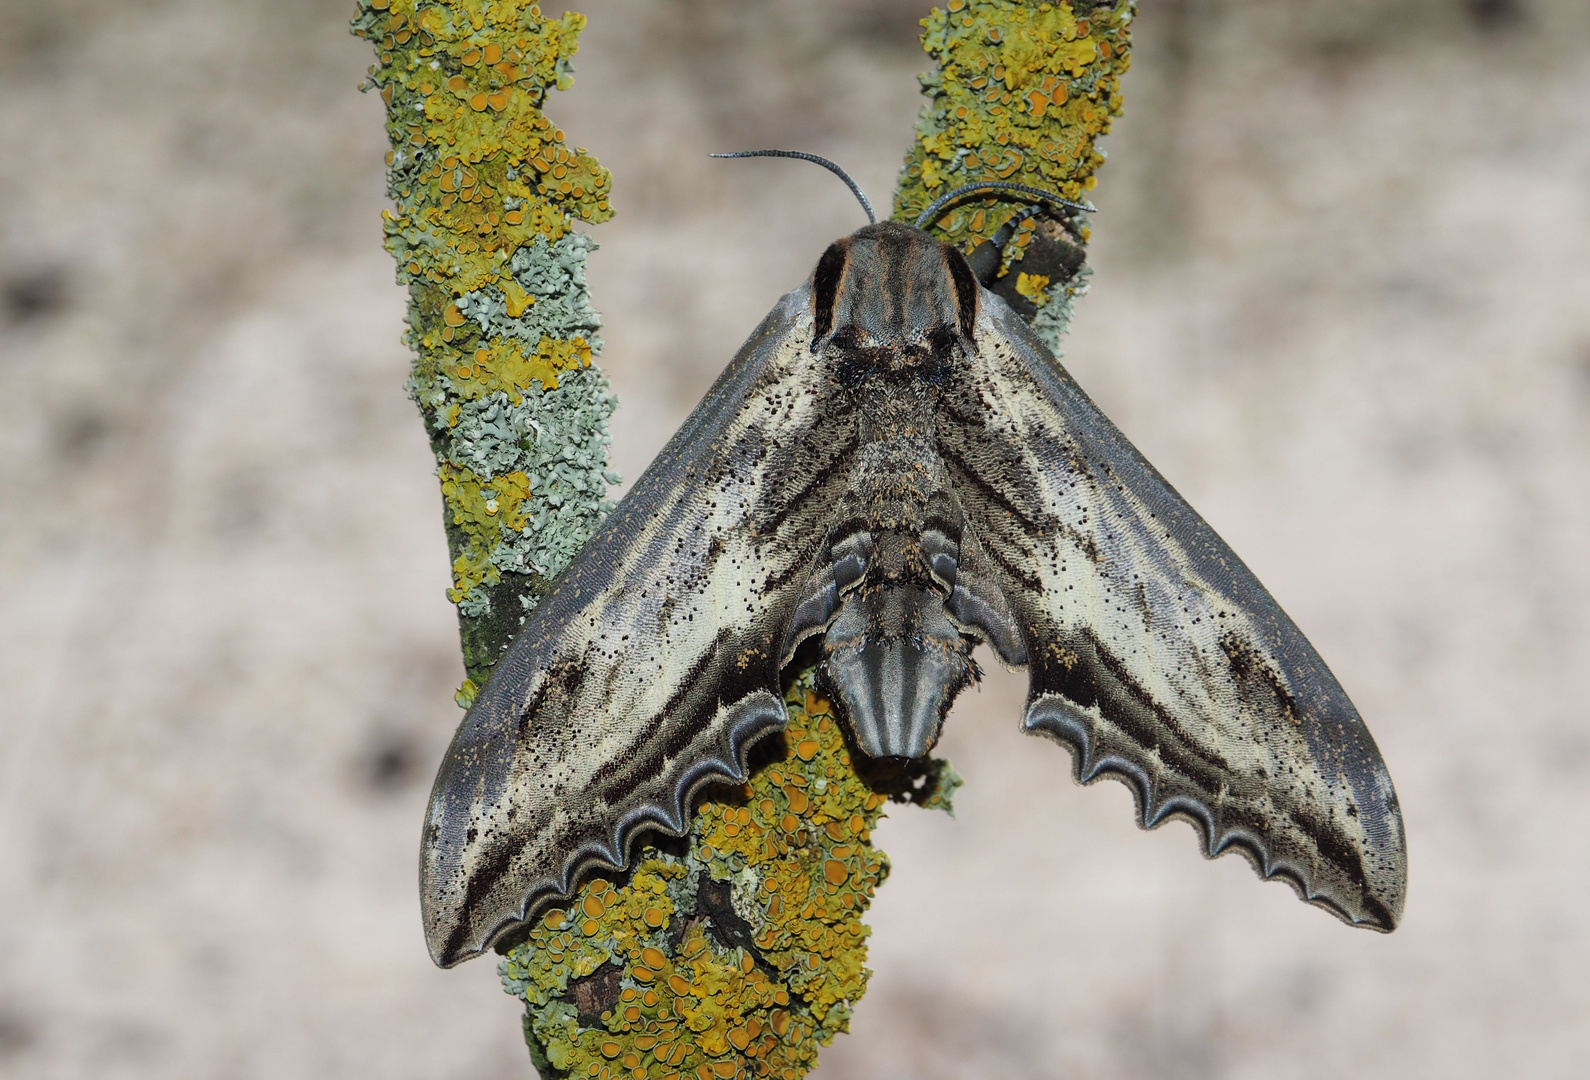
938,294,1407,930
420,284,859,967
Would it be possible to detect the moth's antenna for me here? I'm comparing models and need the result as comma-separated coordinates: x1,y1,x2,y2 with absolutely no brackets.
913,181,1094,231
711,149,877,225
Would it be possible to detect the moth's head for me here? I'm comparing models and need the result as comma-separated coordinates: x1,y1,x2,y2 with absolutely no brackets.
710,154,1090,372
810,221,980,374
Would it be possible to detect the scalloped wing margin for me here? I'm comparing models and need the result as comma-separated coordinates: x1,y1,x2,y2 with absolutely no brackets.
939,294,1406,932
425,690,786,967
422,286,861,967
1027,698,1389,929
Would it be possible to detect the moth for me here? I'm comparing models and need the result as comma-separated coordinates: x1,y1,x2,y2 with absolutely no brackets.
421,154,1407,968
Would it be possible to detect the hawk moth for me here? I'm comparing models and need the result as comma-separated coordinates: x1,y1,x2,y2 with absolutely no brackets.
421,168,1407,968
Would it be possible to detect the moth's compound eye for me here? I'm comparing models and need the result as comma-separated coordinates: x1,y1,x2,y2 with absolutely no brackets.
926,325,961,356
944,243,980,340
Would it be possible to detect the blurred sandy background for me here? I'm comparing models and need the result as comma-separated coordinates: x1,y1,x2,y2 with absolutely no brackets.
2,1,1588,1077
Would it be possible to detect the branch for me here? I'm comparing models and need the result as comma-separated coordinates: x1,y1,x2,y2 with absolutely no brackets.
352,0,617,703
899,0,1135,351
355,2,1132,1078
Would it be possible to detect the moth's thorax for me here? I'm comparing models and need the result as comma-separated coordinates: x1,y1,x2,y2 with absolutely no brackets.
846,379,938,444
812,220,980,358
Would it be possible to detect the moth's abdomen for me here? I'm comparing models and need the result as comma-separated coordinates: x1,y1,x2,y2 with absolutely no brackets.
820,583,976,760
809,522,981,761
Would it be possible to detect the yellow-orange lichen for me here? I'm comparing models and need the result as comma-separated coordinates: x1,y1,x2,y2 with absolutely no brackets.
499,673,895,1080
895,0,1134,258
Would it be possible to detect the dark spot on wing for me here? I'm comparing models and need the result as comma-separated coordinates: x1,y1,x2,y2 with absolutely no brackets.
446,829,521,961
1220,631,1301,724
1288,805,1371,892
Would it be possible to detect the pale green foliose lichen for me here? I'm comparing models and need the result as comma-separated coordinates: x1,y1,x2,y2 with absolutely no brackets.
455,231,604,349
442,367,619,616
352,0,617,685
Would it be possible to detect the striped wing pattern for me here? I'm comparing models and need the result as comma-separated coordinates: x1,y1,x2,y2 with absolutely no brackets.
421,285,859,967
937,296,1406,930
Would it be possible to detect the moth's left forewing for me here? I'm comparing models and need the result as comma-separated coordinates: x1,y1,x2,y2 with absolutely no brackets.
423,287,861,966
937,295,1406,931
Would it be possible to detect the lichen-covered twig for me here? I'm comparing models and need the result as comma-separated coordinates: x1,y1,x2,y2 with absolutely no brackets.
898,0,1134,349
352,0,618,701
355,3,1130,1078
500,671,920,1080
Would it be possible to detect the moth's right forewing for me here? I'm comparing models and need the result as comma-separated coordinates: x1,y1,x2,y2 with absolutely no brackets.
939,295,1406,932
422,285,859,967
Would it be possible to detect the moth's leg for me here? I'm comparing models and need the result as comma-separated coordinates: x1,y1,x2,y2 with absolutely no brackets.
964,205,1047,286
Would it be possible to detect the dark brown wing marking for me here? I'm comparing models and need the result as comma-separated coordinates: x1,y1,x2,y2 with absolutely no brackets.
944,244,981,341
